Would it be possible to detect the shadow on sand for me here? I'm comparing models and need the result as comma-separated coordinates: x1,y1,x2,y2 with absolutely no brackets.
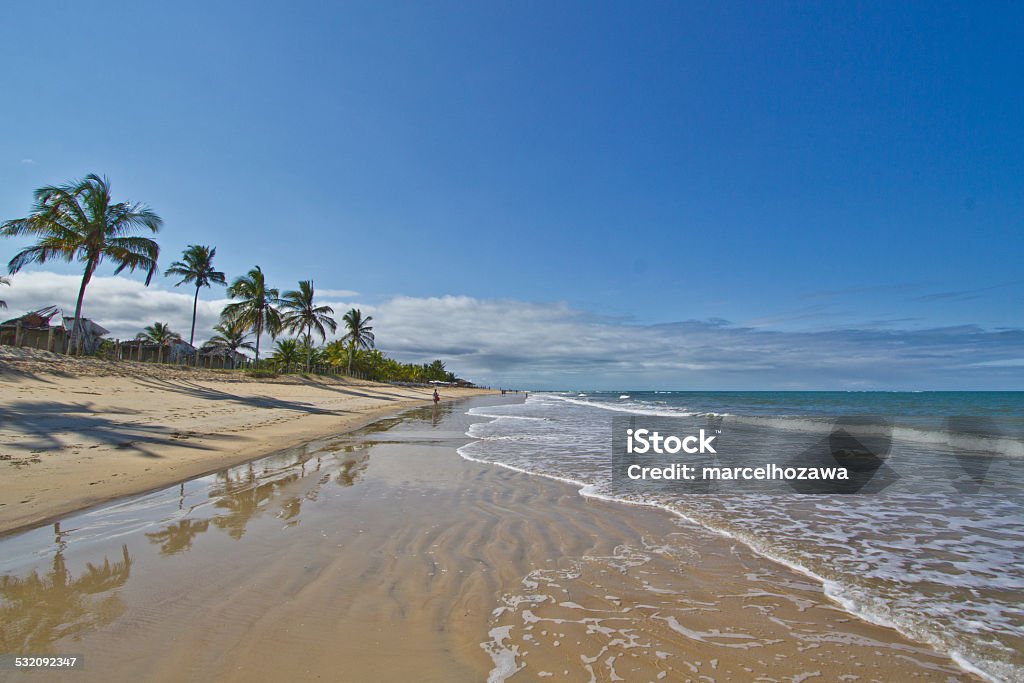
0,401,229,457
131,377,354,416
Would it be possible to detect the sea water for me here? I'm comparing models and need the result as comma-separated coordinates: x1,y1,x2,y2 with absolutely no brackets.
458,391,1024,682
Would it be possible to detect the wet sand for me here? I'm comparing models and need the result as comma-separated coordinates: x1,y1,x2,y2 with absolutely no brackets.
0,396,979,682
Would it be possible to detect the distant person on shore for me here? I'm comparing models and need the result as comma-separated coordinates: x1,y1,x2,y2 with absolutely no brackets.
433,388,440,404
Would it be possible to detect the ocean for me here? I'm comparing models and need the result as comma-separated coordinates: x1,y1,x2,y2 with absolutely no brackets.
458,391,1024,682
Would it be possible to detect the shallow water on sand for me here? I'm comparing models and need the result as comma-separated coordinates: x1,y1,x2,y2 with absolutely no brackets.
0,396,983,682
461,393,1024,681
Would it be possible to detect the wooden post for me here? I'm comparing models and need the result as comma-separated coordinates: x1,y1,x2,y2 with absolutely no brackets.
14,321,22,347
46,326,54,352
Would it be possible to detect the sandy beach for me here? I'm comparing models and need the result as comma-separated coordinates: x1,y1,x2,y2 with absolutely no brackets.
0,391,982,681
0,348,493,535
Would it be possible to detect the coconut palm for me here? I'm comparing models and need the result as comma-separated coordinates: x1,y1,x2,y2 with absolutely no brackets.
137,322,181,344
297,334,327,370
202,319,256,369
341,308,374,375
0,275,8,309
165,245,226,346
1,174,162,353
136,322,181,363
270,338,302,373
281,280,337,372
204,320,256,353
221,266,281,364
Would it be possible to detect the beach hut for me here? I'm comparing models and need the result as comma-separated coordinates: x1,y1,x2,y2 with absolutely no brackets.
198,345,247,369
1,308,111,354
61,316,110,355
119,338,195,364
167,340,198,364
0,307,66,351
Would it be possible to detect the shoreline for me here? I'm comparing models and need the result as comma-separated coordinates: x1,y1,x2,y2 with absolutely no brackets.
0,395,981,682
459,435,995,682
0,351,495,536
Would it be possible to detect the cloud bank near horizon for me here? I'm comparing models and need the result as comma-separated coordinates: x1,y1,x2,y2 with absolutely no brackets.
2,271,1021,390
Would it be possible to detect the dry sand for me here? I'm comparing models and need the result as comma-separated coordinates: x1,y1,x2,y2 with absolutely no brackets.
0,395,980,682
0,348,493,535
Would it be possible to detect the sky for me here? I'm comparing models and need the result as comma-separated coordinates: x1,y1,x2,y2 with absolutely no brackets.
1,2,1022,389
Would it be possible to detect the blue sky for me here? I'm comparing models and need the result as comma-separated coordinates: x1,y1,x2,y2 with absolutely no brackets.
1,2,1022,389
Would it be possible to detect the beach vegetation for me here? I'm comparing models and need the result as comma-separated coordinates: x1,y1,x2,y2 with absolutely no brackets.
1,179,470,383
341,308,374,374
1,174,162,354
321,342,457,383
165,245,226,346
136,322,181,363
270,338,303,373
222,266,282,365
281,280,337,373
136,322,181,345
202,320,256,368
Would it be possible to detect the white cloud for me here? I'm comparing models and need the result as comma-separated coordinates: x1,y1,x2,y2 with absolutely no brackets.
316,288,360,298
3,271,231,344
19,158,36,165
3,271,1022,389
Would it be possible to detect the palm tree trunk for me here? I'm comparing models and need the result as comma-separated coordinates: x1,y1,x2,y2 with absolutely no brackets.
190,286,199,347
347,344,353,375
306,323,312,373
70,263,95,355
254,317,262,365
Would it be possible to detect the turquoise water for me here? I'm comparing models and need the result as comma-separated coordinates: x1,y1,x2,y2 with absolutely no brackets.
571,389,1024,418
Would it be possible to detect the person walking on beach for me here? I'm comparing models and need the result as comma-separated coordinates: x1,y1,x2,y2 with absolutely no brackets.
433,388,440,404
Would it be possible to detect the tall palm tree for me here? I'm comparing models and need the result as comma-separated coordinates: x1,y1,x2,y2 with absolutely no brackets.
165,245,226,346
341,308,374,375
1,174,162,353
0,275,8,309
221,266,281,364
281,280,337,372
202,319,256,368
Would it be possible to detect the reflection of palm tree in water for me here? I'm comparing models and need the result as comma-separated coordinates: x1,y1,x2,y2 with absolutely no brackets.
209,464,300,540
145,519,211,555
143,447,375,552
335,446,371,487
0,545,133,653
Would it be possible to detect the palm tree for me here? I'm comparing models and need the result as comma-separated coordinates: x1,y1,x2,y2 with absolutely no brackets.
165,245,226,346
202,319,256,368
281,280,337,372
270,338,302,373
221,266,281,365
1,174,161,354
136,322,181,363
297,334,326,370
0,275,8,309
137,322,181,345
341,308,375,375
